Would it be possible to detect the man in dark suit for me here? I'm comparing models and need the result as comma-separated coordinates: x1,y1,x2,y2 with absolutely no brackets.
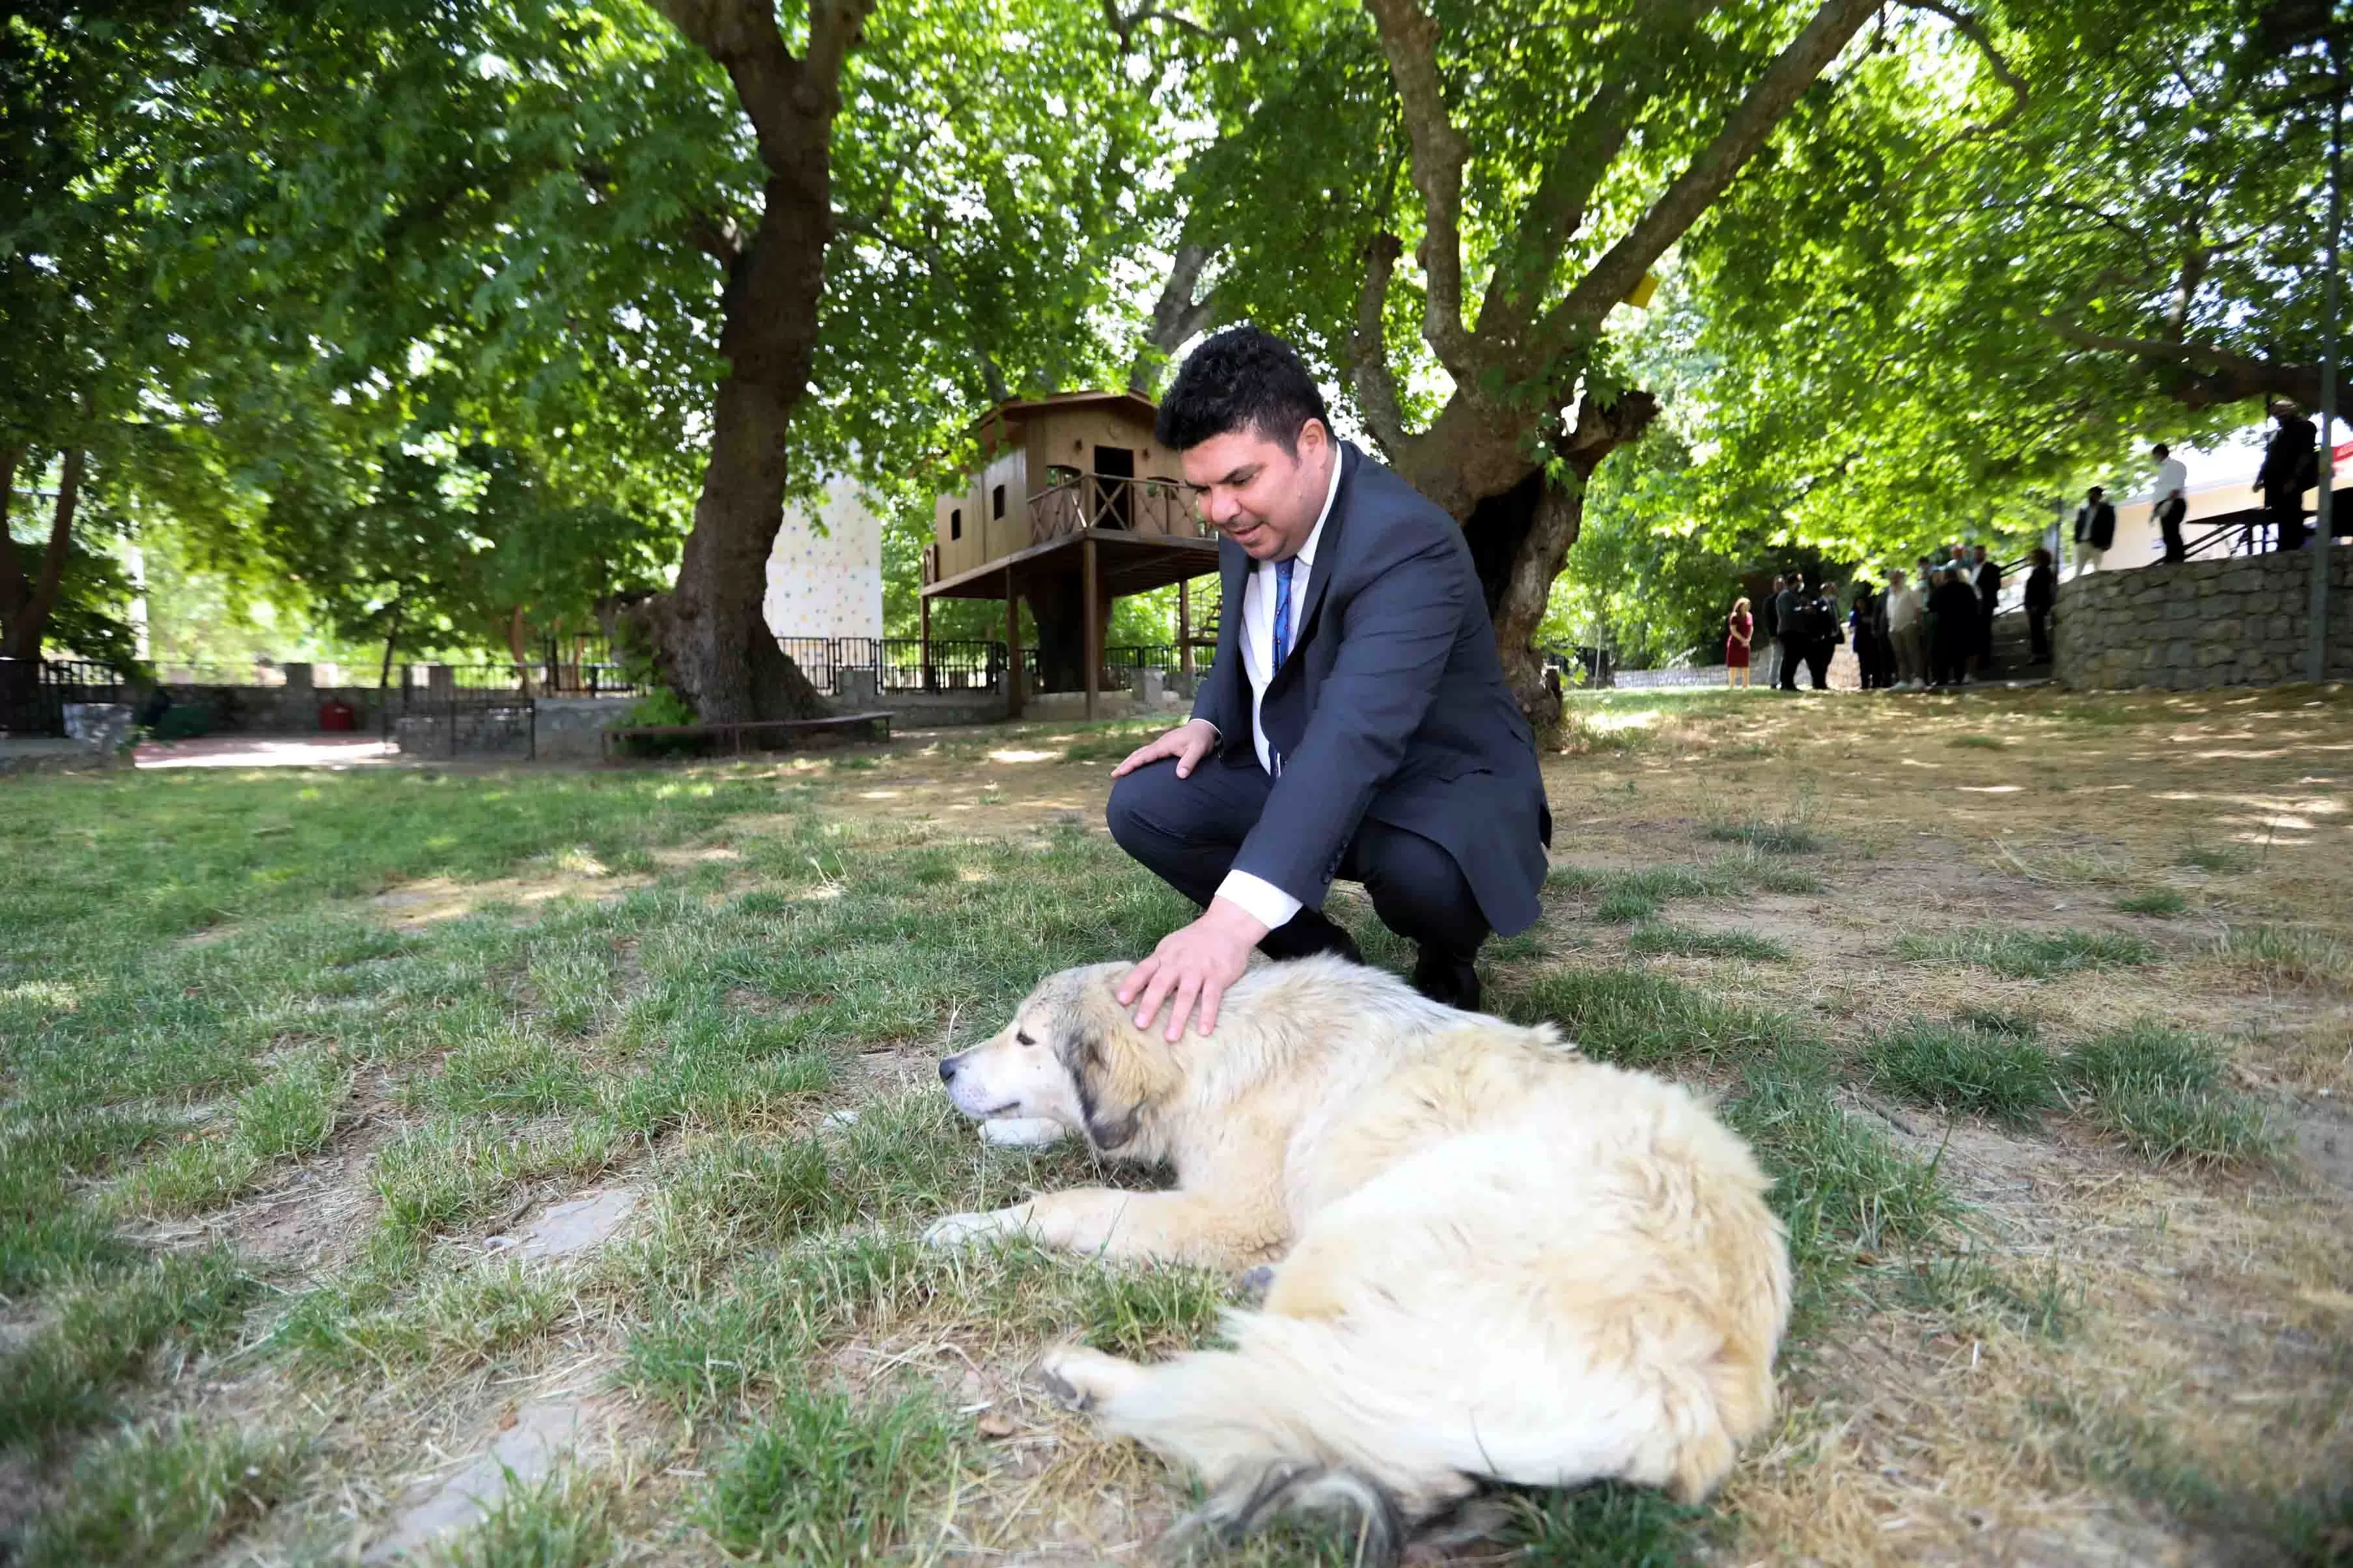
1971,544,2002,675
2253,401,2317,551
1104,327,1550,1036
2074,486,2117,571
1773,571,1806,691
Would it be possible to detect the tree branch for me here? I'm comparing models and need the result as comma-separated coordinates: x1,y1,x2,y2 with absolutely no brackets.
1363,0,1479,378
1098,0,1213,48
685,210,747,266
1473,1,1719,350
1349,230,1412,454
653,0,872,176
1128,241,1221,393
1473,89,1636,351
1889,0,2029,178
1535,0,1879,363
2039,312,2321,410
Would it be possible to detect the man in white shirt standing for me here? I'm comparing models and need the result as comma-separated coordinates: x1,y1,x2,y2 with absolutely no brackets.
1105,328,1551,1038
1883,566,1927,689
2151,443,2190,563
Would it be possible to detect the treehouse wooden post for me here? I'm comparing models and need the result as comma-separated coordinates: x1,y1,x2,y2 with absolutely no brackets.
1178,578,1193,681
1082,534,1101,720
1005,567,1024,719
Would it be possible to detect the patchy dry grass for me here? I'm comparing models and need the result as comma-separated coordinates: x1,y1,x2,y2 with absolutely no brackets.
2,687,2349,1565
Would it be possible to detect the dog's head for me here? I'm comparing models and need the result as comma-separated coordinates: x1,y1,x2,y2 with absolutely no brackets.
936,963,1177,1151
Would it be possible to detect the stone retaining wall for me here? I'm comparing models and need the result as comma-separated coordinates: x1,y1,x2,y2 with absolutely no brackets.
2056,549,2353,691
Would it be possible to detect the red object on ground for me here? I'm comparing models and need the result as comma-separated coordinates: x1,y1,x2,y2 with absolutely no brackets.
319,699,357,732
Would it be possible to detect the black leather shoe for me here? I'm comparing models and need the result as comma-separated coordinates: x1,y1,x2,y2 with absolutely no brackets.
1259,912,1363,966
1411,948,1481,1011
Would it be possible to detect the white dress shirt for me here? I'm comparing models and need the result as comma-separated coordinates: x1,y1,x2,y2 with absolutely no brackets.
1213,448,1344,931
2154,456,2188,503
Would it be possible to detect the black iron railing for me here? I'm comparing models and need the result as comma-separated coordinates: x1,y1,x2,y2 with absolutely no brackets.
0,656,122,737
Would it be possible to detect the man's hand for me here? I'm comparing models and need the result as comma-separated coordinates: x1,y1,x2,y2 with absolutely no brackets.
1119,896,1266,1041
1111,717,1218,780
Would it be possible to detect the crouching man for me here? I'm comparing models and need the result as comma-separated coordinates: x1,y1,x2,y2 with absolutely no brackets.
1106,326,1552,1038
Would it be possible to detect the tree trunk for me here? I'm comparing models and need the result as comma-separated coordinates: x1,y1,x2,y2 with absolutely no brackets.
641,0,873,724
639,183,837,722
1,446,87,663
1386,391,1658,743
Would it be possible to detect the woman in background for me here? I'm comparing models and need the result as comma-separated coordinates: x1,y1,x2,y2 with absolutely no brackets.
1725,596,1754,687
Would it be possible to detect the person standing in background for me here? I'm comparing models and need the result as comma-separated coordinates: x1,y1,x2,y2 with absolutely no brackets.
2074,486,2116,571
1971,544,2003,678
1885,566,1927,688
1801,580,1839,690
2253,402,2317,552
1758,574,1784,687
1774,572,1805,692
2024,547,2057,665
1928,566,1977,687
1725,596,1753,688
2151,443,2190,564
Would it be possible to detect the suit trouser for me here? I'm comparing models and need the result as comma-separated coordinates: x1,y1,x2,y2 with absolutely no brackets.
1106,756,1490,963
1804,646,1831,689
2158,498,2188,563
1777,637,1806,690
2027,609,2051,663
1889,625,1925,683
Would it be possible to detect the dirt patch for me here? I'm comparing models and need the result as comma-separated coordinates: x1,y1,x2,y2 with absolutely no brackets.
367,869,650,928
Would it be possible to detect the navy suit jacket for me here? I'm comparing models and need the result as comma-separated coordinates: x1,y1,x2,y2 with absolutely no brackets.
1191,442,1553,936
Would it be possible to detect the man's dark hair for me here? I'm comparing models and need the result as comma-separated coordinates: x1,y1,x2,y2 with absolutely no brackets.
1156,326,1332,454
2152,443,2170,458
2089,485,2105,499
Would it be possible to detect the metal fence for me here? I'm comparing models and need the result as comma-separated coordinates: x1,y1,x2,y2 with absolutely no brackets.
0,657,122,737
777,637,1197,699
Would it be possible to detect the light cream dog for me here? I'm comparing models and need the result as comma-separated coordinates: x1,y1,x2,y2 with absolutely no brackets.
929,956,1791,1554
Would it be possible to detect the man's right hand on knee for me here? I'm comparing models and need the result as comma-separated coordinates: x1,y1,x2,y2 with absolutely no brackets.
1112,718,1219,780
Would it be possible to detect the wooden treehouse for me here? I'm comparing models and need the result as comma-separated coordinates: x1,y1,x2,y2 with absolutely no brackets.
918,390,1219,718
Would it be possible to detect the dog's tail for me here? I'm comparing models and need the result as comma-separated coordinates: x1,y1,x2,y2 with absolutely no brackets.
1085,1311,1490,1565
1163,1461,1409,1567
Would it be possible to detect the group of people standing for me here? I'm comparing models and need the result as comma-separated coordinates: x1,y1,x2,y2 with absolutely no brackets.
1726,545,2059,692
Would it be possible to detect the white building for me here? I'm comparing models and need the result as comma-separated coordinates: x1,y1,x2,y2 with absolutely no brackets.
764,476,883,640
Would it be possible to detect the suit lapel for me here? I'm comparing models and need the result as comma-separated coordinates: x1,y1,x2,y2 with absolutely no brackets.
1277,441,1356,683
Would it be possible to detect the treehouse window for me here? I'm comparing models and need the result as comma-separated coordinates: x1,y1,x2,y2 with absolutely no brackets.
951,508,962,540
992,484,1006,520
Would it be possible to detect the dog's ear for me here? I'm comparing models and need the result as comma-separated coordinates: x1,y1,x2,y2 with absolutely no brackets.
1057,1014,1142,1151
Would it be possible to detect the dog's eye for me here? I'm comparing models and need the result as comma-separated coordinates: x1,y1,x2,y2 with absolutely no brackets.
1015,1030,1036,1047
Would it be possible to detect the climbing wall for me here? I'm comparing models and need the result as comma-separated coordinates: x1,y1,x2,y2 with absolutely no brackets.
764,476,884,639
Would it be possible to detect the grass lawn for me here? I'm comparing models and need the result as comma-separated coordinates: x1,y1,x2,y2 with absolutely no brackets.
2,686,2349,1565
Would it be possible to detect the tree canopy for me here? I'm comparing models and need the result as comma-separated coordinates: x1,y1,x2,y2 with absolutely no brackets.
7,0,2342,698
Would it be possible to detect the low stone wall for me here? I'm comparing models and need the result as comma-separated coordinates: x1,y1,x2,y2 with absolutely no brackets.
2056,550,2353,691
158,683,387,734
532,697,637,762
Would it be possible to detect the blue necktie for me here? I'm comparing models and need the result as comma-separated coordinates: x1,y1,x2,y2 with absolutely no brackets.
1268,557,1294,775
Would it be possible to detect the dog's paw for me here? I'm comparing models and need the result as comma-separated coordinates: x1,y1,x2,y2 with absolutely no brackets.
1033,1343,1139,1412
923,1210,1007,1248
980,1116,1068,1149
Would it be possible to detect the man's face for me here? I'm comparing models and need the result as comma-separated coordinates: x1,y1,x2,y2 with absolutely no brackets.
1973,547,1988,562
1180,420,1333,562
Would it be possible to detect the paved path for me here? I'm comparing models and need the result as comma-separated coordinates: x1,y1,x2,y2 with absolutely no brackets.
136,735,403,769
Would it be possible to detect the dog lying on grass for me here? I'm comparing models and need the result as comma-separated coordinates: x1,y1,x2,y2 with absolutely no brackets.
928,955,1790,1560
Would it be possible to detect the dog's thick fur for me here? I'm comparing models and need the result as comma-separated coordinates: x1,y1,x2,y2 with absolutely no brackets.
929,956,1792,1549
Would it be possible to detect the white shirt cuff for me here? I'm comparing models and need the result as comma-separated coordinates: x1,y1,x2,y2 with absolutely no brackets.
1216,870,1301,931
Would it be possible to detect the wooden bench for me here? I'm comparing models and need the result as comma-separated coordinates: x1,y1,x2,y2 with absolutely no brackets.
600,711,891,760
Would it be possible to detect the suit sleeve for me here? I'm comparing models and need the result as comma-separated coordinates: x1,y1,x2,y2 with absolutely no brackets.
1189,580,1239,739
1228,528,1463,908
